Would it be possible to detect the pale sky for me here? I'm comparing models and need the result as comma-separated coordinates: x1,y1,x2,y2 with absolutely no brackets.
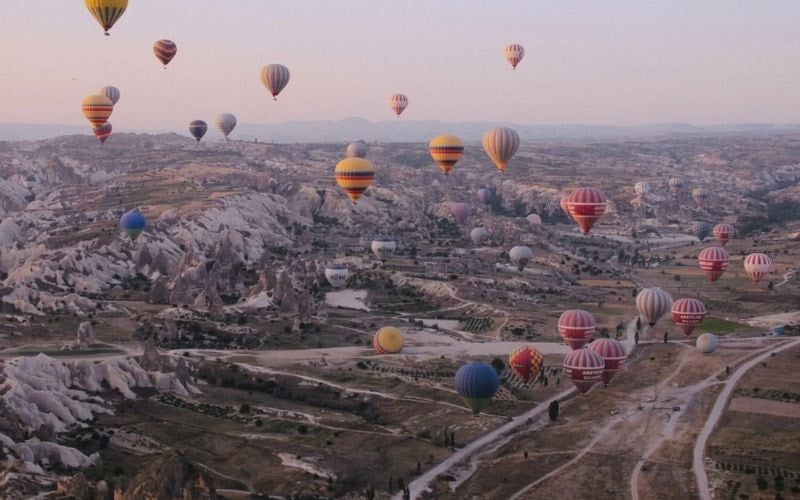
1,1,799,130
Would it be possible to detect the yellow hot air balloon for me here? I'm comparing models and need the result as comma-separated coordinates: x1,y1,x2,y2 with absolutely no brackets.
334,158,375,205
84,0,128,36
373,326,405,354
81,95,114,127
429,135,464,175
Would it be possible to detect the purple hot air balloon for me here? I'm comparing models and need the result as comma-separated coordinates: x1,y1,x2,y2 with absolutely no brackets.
450,202,472,224
477,188,492,205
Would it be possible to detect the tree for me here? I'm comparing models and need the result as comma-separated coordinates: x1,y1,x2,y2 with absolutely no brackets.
491,358,505,373
239,403,251,414
768,281,774,290
548,400,560,421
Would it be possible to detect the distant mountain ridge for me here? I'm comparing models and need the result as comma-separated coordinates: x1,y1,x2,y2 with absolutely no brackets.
3,119,800,143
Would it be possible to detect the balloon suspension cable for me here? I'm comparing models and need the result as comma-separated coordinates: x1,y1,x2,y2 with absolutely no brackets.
104,32,110,37
273,96,277,101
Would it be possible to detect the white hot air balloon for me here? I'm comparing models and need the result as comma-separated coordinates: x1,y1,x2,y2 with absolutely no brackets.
470,227,489,245
696,333,718,354
509,245,533,271
216,113,237,140
324,263,349,288
371,238,396,260
99,86,121,105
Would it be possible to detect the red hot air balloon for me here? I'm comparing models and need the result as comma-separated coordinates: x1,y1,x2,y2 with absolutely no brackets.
567,187,607,235
389,94,408,116
743,253,772,283
153,39,177,68
557,310,597,350
508,346,543,383
671,298,707,336
563,348,605,394
93,122,112,144
698,246,730,283
588,339,626,386
712,223,734,246
559,193,571,216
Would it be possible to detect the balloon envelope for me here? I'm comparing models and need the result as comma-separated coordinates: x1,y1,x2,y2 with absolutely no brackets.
153,39,177,67
588,338,626,385
504,43,525,69
93,122,112,144
636,287,672,327
567,187,607,235
371,238,396,260
261,64,291,100
454,363,500,414
477,188,492,205
120,209,146,241
696,333,718,353
563,349,605,394
324,263,349,288
335,158,375,205
346,141,368,158
99,86,120,105
188,120,208,143
429,135,464,175
698,246,730,283
373,326,404,354
389,94,408,116
712,223,734,246
508,346,542,382
482,127,520,172
671,298,707,336
509,245,533,271
743,253,772,283
85,0,128,35
558,310,596,350
450,202,472,224
470,227,489,245
81,95,114,127
216,113,237,140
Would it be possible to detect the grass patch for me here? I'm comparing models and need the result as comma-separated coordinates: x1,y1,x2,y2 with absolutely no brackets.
701,316,752,334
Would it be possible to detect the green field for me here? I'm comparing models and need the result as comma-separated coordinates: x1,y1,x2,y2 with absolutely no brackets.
701,316,754,334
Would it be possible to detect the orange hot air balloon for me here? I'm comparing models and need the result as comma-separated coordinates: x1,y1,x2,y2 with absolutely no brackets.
567,187,607,235
81,94,114,127
712,223,734,246
508,346,543,383
698,246,730,283
429,135,464,175
335,158,375,205
153,39,178,68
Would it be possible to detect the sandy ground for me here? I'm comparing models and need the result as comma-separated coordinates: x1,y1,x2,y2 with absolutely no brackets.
325,289,370,311
744,310,800,328
729,397,800,418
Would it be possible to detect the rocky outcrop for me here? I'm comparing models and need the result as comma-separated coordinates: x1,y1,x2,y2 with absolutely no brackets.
121,451,217,500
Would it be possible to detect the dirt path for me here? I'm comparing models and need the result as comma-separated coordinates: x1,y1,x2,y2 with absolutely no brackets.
776,268,797,288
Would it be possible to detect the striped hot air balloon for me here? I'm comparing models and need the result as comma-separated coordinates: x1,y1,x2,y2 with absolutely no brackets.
216,113,237,140
85,0,128,35
563,348,605,394
482,127,520,172
324,263,349,288
504,43,525,70
454,363,500,414
261,64,291,100
153,40,177,68
696,333,718,354
373,326,405,354
120,209,146,241
99,86,120,105
743,253,772,283
634,181,651,199
93,122,112,144
692,187,709,207
389,94,408,116
470,227,489,245
508,346,543,383
81,94,114,127
698,246,730,283
559,193,571,216
450,202,472,224
188,120,208,143
346,141,368,158
429,135,464,175
334,158,374,205
668,177,684,195
477,188,492,205
557,310,597,350
509,245,533,271
635,287,673,327
671,298,707,336
588,338,626,386
567,187,607,235
712,223,734,246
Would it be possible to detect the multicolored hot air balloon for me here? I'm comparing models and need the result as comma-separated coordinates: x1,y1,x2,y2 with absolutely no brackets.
508,346,543,382
634,181,651,199
93,122,112,144
692,187,709,208
558,310,596,350
371,238,396,260
216,113,237,140
429,135,464,175
188,120,207,143
120,209,146,241
526,213,542,226
713,223,734,246
346,141,368,159
509,245,533,271
85,0,127,36
373,326,404,354
477,188,492,205
99,86,120,105
450,202,472,224
482,127,520,172
153,40,177,68
389,94,408,116
668,177,684,195
261,64,291,100
504,43,525,70
671,298,707,336
635,287,672,327
563,348,605,394
454,363,500,414
567,187,607,235
696,333,718,354
324,263,349,288
81,94,114,127
698,246,730,283
588,339,626,386
335,158,375,205
743,253,772,283
470,227,489,245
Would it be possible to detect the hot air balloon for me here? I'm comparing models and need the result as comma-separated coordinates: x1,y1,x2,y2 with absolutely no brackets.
557,310,596,350
153,40,177,68
559,194,571,216
81,94,114,127
470,227,489,245
93,122,112,144
450,202,472,224
526,214,542,226
324,263,349,288
691,221,712,242
454,363,500,414
346,141,368,159
99,86,120,105
389,94,408,116
334,158,375,205
508,346,543,383
698,246,730,283
216,113,237,140
477,188,492,205
588,338,626,386
634,181,651,199
509,245,533,271
429,135,464,175
85,0,127,36
373,326,404,354
671,298,707,336
482,127,520,172
696,333,718,354
23,175,37,189
188,120,207,143
712,223,734,246
567,187,607,235
563,348,605,394
504,43,525,70
260,64,291,100
692,187,709,208
635,287,672,327
668,177,684,195
371,238,396,260
120,209,146,241
743,253,772,283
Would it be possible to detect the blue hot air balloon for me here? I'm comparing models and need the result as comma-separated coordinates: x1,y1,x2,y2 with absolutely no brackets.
120,209,146,241
188,120,208,143
454,362,500,414
477,188,492,205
